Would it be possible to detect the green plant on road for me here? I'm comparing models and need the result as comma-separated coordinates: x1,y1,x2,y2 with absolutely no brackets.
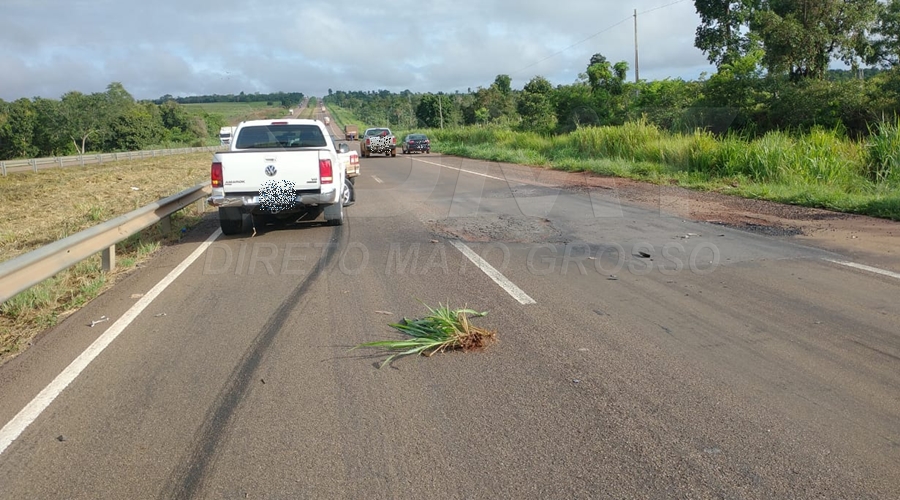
355,303,497,368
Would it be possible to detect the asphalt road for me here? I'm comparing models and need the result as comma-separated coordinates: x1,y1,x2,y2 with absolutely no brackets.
0,150,898,499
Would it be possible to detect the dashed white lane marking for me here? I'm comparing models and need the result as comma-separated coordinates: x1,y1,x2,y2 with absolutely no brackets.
414,158,506,181
823,258,900,280
450,240,536,305
371,175,384,184
0,229,224,457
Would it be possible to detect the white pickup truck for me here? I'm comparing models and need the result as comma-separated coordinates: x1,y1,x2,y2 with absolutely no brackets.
360,127,397,157
208,119,358,235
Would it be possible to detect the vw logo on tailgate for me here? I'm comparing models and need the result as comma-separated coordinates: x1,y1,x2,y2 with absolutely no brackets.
265,165,277,176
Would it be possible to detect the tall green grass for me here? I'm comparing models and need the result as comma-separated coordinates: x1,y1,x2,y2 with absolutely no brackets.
424,121,900,219
865,119,900,184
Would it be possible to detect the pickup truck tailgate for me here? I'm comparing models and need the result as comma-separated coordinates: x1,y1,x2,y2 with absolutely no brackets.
215,149,326,193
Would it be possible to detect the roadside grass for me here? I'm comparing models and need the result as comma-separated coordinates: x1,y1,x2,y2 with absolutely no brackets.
423,122,900,221
0,153,212,362
354,303,497,368
319,103,900,218
324,104,365,137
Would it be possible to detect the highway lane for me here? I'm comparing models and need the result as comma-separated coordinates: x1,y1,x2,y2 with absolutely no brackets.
0,151,898,498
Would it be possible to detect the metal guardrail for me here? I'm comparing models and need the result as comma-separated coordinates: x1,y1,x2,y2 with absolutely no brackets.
0,146,225,176
0,182,211,304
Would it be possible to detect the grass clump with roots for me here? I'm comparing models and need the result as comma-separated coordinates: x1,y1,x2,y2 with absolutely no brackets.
356,303,497,368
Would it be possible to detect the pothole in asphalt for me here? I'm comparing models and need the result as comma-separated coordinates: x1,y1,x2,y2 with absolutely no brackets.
479,185,569,199
708,221,804,237
427,215,565,243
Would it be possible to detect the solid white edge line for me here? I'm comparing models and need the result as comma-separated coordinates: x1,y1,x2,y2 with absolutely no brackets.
823,258,900,280
0,228,223,457
414,158,506,181
450,240,536,305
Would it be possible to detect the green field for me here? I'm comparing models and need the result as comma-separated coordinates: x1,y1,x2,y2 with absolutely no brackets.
183,101,289,124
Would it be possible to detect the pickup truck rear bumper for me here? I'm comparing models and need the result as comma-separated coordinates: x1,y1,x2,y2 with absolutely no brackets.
208,188,338,209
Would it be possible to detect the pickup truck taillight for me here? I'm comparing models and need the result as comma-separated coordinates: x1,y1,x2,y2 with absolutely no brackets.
211,161,223,187
319,159,333,184
391,136,396,144
365,138,370,145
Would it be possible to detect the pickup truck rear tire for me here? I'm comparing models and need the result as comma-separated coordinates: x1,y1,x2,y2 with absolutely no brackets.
218,207,245,235
390,149,397,157
324,202,345,226
342,178,355,206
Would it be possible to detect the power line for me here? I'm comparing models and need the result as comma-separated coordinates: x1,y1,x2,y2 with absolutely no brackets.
509,0,691,78
639,0,690,16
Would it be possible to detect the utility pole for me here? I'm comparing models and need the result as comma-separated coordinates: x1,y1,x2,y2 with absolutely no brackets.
634,9,640,83
438,94,444,130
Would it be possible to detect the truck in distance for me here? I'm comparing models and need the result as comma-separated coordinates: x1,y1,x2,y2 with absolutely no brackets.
344,125,358,141
218,126,236,146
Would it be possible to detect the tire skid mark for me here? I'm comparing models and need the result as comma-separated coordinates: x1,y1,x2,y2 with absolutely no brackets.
163,225,345,500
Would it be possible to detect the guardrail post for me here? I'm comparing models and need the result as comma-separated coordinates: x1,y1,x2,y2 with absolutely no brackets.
31,159,37,173
102,245,116,272
160,215,172,236
97,154,102,164
80,155,85,167
2,161,7,176
57,157,63,168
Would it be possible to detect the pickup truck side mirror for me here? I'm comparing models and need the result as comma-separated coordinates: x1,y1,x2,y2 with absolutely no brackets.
338,143,351,154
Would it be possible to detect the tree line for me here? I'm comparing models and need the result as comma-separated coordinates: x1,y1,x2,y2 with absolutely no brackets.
0,83,230,161
6,1,900,160
0,86,308,161
327,0,900,137
153,91,304,106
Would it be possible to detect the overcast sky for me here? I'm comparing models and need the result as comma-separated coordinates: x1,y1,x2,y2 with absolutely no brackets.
1,0,715,102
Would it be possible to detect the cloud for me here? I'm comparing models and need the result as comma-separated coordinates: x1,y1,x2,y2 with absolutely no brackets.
0,0,715,101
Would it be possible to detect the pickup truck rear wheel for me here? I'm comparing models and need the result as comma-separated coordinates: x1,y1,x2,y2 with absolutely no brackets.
218,207,245,235
390,149,397,157
342,178,355,207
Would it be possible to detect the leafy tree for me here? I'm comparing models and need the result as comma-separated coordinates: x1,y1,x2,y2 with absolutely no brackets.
107,102,165,151
589,53,609,67
698,49,767,131
553,81,599,131
494,74,512,94
416,93,458,129
60,91,108,154
474,107,490,124
870,0,900,66
0,99,39,159
159,100,197,142
587,56,628,95
517,76,557,131
694,0,760,66
31,97,73,156
752,0,879,80
585,55,630,124
630,78,705,130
